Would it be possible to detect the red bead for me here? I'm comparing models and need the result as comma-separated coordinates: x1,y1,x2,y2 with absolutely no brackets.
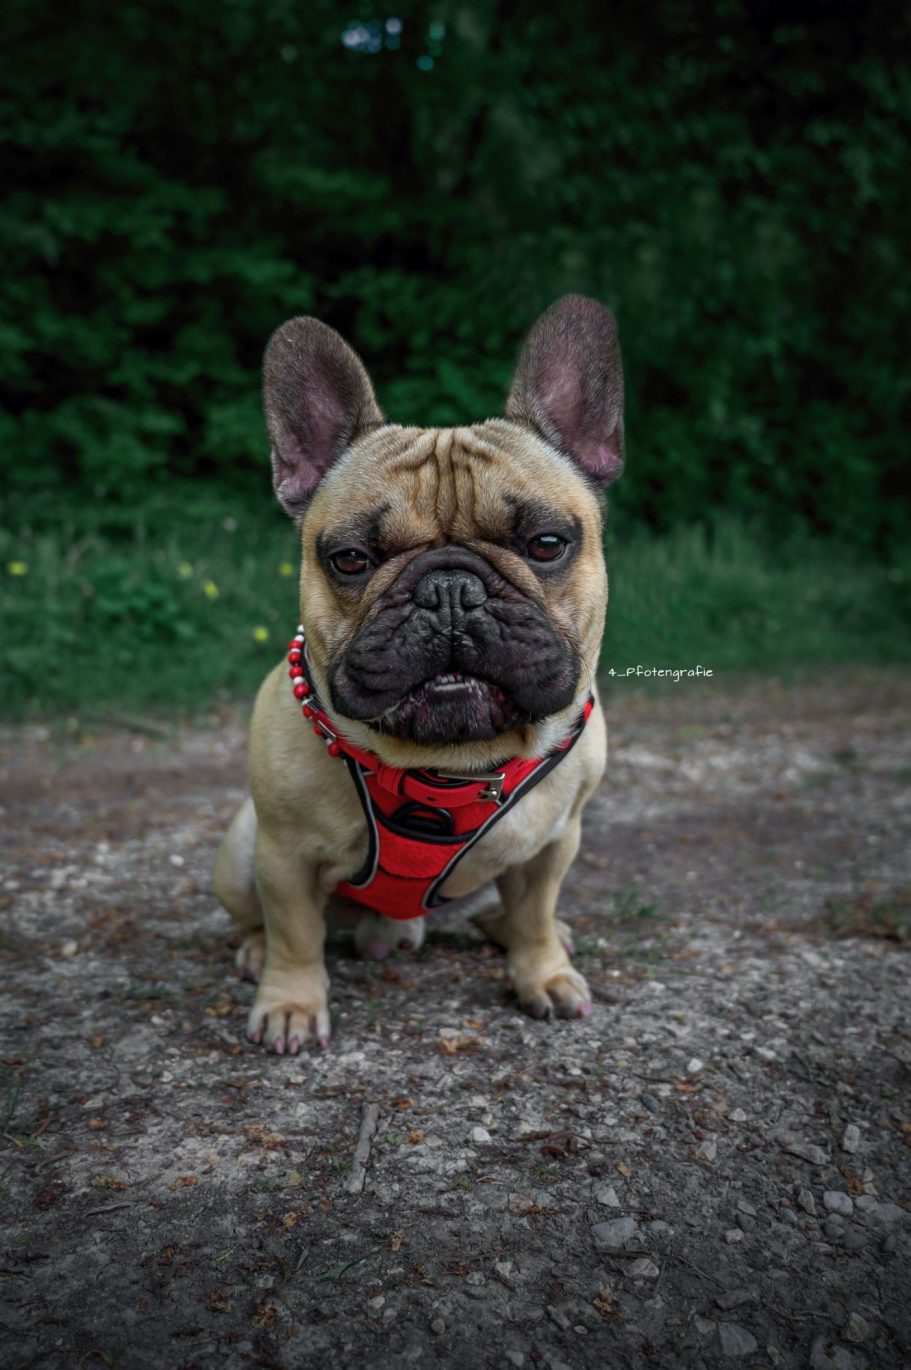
293,682,308,700
288,650,302,663
289,666,303,679
312,724,322,736
327,742,340,758
302,705,313,718
287,640,298,651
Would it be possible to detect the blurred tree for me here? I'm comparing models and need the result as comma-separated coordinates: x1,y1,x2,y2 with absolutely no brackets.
1,0,908,546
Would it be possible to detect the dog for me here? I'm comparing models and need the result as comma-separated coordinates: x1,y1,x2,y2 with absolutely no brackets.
213,295,624,1053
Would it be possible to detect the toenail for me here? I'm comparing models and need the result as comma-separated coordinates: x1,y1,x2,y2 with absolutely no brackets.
577,1001,592,1017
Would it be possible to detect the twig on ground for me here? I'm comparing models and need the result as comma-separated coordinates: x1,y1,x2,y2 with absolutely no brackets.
345,1102,380,1195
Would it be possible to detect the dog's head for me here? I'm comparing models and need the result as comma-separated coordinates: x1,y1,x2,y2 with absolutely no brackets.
264,296,623,770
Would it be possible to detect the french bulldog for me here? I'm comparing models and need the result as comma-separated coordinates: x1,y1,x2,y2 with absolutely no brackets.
213,295,623,1053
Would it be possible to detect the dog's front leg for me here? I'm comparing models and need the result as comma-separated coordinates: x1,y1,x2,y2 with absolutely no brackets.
495,824,592,1020
247,830,330,1054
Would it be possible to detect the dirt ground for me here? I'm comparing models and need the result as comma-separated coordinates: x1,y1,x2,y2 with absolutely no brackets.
1,669,909,1370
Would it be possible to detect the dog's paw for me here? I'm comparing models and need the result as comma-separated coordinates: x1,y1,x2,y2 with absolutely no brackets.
235,930,266,982
247,971,330,1054
509,950,591,1021
353,912,426,961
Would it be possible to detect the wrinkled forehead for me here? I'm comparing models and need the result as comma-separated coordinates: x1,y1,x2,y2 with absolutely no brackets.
305,419,597,550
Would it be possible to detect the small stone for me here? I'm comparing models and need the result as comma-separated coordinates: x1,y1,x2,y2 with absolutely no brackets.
784,1140,827,1166
715,1288,759,1311
729,1108,747,1122
694,1316,716,1336
809,1334,856,1370
547,1305,570,1330
724,1229,743,1244
842,1123,861,1154
430,1318,445,1335
640,1093,660,1113
470,1126,491,1144
717,1323,758,1357
687,1057,705,1075
628,1258,660,1278
843,1313,870,1344
695,1139,717,1162
505,1354,524,1368
867,1201,905,1225
367,1295,385,1310
736,1199,756,1216
466,1272,485,1286
61,940,78,959
823,1191,854,1217
592,1216,640,1250
594,1185,621,1207
824,1220,844,1241
797,1188,817,1216
647,1220,672,1236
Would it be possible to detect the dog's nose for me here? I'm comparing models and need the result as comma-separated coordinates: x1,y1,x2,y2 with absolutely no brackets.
414,567,488,612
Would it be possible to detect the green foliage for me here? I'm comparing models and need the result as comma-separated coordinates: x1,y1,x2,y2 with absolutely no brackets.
1,507,907,720
1,2,909,546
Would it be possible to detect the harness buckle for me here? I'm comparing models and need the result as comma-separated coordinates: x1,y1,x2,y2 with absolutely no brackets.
314,718,337,743
437,770,507,803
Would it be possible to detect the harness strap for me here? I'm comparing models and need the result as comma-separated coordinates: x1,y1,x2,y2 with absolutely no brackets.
287,628,594,920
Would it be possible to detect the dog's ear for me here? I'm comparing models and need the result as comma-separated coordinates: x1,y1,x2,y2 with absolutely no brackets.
263,317,385,518
505,295,624,486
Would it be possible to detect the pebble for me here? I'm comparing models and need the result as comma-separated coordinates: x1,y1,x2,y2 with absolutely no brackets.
737,1199,757,1216
687,1057,705,1075
784,1140,827,1166
696,1139,717,1162
592,1216,640,1249
640,1092,660,1113
61,940,78,959
809,1334,856,1370
547,1305,570,1330
823,1191,854,1217
841,1123,861,1154
430,1318,445,1335
628,1258,660,1278
505,1354,524,1368
594,1185,621,1207
843,1313,870,1344
715,1287,759,1310
470,1126,491,1144
724,1229,744,1244
717,1323,758,1357
728,1108,747,1123
797,1188,817,1216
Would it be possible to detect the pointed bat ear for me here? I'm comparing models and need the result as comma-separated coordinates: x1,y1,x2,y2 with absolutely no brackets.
505,295,624,486
262,317,385,518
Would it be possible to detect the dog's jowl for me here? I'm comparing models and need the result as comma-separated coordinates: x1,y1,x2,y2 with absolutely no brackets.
213,295,624,1053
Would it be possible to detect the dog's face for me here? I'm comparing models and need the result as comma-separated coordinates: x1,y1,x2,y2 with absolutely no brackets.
263,296,624,769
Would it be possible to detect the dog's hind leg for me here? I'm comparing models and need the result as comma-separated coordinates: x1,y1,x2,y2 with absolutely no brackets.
213,795,266,980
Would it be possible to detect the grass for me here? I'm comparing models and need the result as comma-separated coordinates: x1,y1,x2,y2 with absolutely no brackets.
1,496,909,720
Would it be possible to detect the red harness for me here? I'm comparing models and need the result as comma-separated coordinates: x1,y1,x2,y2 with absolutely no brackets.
287,628,594,922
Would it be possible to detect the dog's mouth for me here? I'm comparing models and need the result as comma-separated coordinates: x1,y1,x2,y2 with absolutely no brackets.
376,671,520,744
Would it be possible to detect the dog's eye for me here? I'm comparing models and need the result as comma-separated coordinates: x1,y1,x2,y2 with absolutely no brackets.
526,533,568,563
330,548,370,576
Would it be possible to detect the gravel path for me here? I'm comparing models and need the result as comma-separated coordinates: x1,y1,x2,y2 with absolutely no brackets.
1,670,909,1370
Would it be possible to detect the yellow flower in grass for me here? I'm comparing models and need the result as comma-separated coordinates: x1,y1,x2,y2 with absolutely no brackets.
176,561,193,579
278,561,295,578
252,625,269,643
203,579,219,600
7,561,28,576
